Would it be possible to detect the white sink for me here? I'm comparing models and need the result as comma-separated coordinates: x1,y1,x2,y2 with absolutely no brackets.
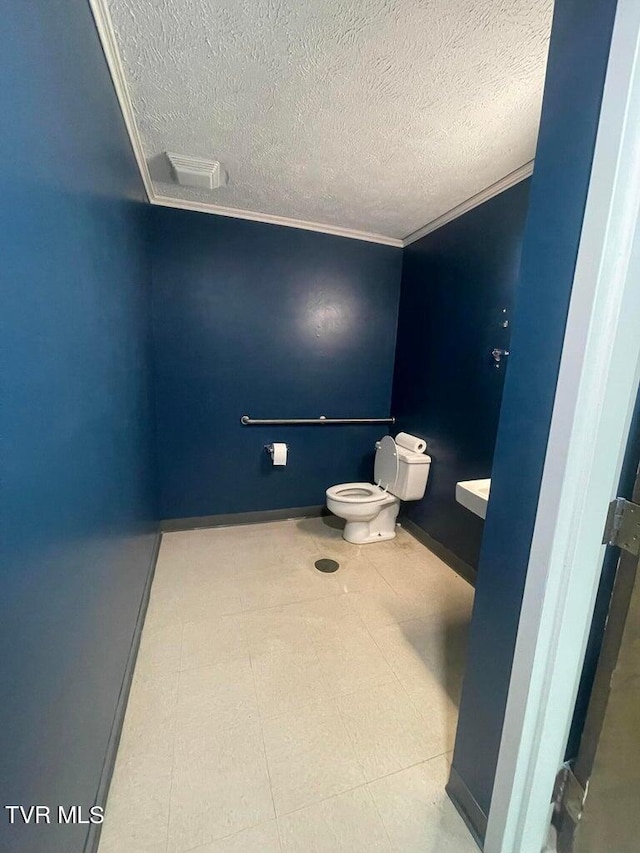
456,478,491,519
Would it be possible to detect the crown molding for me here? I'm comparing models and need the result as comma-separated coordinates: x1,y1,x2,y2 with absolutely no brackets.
402,160,535,247
88,0,154,200
151,195,404,247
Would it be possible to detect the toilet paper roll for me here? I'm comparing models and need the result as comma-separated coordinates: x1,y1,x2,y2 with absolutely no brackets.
270,442,288,466
395,432,426,453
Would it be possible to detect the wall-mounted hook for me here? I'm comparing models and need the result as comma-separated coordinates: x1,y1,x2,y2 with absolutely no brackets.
491,347,510,368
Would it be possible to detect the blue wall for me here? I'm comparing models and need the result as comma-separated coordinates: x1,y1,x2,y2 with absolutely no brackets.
450,0,619,830
151,208,402,520
392,180,531,571
0,3,157,852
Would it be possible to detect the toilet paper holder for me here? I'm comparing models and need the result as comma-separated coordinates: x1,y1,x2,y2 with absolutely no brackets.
264,442,288,466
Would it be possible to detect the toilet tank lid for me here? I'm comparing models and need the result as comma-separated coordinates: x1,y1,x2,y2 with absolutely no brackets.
397,447,432,464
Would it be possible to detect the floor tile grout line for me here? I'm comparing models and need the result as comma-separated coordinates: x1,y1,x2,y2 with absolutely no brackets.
240,588,347,616
331,681,402,795
399,671,460,746
327,693,370,792
274,812,285,852
178,818,279,853
351,599,464,754
256,691,453,822
351,567,414,692
146,587,351,630
333,677,455,786
276,783,396,853
254,671,398,723
362,549,414,598
247,637,280,830
372,748,455,782
365,774,397,851
274,779,374,821
316,560,418,748
178,651,251,674
271,744,453,824
150,592,456,652
364,750,458,853
166,658,273,852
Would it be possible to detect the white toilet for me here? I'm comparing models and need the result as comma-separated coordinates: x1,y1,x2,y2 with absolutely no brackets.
326,434,431,544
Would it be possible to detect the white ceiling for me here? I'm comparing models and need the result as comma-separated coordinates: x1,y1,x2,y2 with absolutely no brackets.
100,0,553,244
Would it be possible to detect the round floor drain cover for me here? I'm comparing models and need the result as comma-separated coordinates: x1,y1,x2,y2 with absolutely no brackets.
315,558,339,573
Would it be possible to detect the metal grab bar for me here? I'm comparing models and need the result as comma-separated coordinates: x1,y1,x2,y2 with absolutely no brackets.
240,414,395,426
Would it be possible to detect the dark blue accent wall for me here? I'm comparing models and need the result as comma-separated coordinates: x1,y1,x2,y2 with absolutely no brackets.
150,209,402,520
392,180,531,571
451,0,619,827
0,3,157,852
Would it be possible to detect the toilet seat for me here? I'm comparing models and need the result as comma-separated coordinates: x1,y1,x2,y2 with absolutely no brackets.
325,482,388,504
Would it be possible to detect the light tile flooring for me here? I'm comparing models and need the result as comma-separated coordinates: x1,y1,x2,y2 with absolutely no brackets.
98,516,477,853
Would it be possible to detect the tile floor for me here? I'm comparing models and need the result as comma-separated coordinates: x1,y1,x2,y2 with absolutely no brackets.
98,516,478,853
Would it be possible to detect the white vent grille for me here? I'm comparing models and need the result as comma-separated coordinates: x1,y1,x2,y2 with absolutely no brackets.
166,152,226,190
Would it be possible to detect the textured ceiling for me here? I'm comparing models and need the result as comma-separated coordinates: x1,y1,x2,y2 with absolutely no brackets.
106,0,553,241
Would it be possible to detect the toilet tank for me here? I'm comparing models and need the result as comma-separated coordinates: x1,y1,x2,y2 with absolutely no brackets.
374,437,431,501
391,446,431,500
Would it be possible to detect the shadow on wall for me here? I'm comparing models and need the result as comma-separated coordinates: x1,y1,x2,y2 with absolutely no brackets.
392,179,532,572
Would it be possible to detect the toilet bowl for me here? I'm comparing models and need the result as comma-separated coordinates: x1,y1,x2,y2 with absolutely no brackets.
326,434,431,544
326,482,400,544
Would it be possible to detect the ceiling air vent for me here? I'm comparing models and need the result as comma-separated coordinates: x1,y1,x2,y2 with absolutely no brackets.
166,152,227,190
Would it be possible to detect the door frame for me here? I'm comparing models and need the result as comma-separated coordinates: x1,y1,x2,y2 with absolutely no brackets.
484,1,640,851
555,455,640,849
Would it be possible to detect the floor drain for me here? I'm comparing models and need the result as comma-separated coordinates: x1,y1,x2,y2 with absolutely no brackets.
315,558,339,573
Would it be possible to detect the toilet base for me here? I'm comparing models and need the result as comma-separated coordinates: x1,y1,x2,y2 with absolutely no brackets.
342,500,400,544
343,522,397,544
